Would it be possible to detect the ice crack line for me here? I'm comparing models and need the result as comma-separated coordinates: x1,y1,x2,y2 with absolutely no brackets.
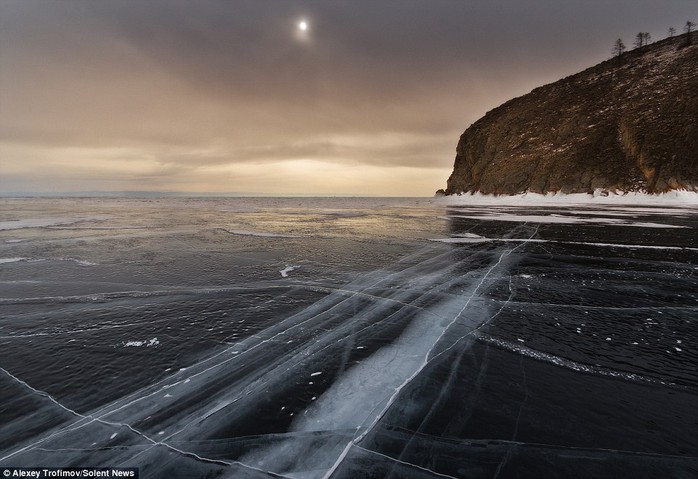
511,355,529,442
0,367,94,462
354,445,459,479
451,226,537,327
123,250,462,467
438,225,539,346
0,246,452,465
86,247,457,428
0,368,285,477
323,226,540,479
171,267,464,438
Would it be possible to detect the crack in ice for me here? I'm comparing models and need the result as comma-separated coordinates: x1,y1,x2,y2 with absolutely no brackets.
0,367,288,477
354,444,460,479
511,355,530,441
322,226,540,478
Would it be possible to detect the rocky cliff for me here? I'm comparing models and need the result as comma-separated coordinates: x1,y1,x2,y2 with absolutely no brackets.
442,32,698,196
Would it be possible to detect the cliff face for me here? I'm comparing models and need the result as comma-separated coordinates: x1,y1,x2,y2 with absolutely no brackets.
443,33,698,196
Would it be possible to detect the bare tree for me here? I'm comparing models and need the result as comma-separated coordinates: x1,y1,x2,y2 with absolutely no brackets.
612,38,626,60
635,32,651,48
668,27,676,37
686,21,696,45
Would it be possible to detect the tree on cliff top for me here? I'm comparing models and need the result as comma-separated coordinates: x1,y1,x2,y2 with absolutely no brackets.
612,38,626,59
634,32,651,48
686,21,696,45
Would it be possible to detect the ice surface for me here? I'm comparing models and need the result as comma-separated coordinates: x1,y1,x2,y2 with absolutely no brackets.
428,237,698,251
0,216,111,231
0,197,695,479
448,213,687,227
227,229,301,238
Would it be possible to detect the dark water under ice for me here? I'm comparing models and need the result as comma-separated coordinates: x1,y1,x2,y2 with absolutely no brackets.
0,197,696,479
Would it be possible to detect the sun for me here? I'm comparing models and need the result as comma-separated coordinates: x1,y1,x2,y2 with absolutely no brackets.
294,18,311,42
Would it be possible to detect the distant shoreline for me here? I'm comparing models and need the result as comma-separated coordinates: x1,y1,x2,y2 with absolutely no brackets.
0,192,418,199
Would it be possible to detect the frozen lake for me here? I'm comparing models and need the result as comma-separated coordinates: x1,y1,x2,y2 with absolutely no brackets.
0,197,696,478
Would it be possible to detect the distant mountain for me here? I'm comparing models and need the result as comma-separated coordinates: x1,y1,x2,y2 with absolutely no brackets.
440,32,698,196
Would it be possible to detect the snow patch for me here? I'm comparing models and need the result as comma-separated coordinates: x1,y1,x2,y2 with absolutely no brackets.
123,337,160,347
0,257,27,264
59,258,98,266
280,265,299,277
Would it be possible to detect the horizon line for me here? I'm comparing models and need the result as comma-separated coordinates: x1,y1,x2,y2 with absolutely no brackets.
0,191,434,199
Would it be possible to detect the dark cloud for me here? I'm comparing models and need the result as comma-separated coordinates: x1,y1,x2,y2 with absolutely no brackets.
1,0,695,194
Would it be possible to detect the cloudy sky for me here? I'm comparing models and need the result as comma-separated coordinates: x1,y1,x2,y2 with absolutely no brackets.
1,1,695,196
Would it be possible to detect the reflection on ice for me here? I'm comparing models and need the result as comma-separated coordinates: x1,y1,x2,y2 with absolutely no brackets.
227,229,302,238
0,216,111,231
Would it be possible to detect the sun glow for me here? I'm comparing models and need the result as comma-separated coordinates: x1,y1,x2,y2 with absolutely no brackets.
298,20,308,32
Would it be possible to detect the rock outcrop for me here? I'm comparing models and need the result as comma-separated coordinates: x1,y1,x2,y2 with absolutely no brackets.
443,32,698,196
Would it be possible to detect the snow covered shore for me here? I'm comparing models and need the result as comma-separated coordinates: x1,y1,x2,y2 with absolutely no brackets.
439,190,698,206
